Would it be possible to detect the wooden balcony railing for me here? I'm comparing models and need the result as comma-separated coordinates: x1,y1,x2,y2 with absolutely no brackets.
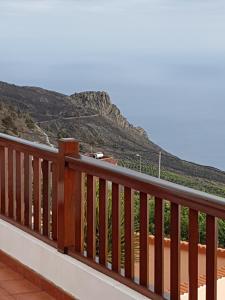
0,133,224,300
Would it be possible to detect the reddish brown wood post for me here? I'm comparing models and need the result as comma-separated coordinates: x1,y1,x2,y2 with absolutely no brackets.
16,151,22,223
206,215,217,300
42,160,50,237
189,209,198,300
74,171,84,253
154,197,164,295
99,178,108,265
51,162,58,241
8,147,14,218
112,183,121,273
124,186,134,280
57,139,79,253
24,153,32,228
0,146,6,214
140,192,149,287
33,157,41,233
87,174,96,259
170,202,180,300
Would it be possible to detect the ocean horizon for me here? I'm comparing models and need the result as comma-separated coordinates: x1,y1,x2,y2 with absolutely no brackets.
0,0,225,170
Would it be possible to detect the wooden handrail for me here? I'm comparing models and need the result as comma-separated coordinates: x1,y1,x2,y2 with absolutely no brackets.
0,133,222,300
66,149,222,299
66,154,225,219
0,133,58,161
0,132,59,242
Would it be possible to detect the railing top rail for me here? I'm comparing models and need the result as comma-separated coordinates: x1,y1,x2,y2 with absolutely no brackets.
67,154,225,218
0,132,58,160
1,131,225,218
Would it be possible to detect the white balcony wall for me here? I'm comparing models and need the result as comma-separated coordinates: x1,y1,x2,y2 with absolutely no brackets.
0,219,148,300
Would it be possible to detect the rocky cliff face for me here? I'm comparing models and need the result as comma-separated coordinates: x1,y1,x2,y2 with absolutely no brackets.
0,82,148,140
70,91,149,139
1,81,225,185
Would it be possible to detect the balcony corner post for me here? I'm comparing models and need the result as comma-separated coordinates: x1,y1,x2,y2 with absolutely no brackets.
57,138,80,253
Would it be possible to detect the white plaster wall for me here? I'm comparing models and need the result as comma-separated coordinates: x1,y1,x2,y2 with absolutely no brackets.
181,277,225,300
0,219,148,300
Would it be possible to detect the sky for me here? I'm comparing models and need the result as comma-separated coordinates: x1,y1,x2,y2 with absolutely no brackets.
0,0,225,169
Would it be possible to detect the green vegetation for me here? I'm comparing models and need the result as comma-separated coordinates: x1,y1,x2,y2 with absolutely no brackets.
84,183,225,266
82,178,225,266
2,115,18,134
120,160,225,197
91,185,141,265
119,160,225,248
24,114,35,130
57,130,69,139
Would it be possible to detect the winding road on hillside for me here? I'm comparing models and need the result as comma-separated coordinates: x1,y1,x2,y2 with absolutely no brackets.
37,114,99,124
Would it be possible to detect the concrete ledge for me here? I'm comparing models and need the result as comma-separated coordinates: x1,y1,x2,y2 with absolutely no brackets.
0,249,74,299
0,219,148,300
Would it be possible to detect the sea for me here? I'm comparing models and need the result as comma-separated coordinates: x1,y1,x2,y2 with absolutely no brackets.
0,0,225,169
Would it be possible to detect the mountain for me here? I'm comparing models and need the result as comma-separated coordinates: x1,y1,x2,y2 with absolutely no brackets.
1,80,225,192
0,100,49,145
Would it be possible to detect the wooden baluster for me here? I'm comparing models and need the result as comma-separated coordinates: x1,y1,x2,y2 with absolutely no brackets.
74,171,84,253
206,215,217,300
189,209,198,300
24,153,32,227
51,162,58,241
42,160,50,237
99,178,108,266
124,186,134,279
57,139,78,253
0,146,6,215
16,151,22,223
112,183,120,273
33,157,41,232
154,197,164,295
8,147,14,218
140,192,149,287
87,174,96,259
21,153,25,224
170,202,180,300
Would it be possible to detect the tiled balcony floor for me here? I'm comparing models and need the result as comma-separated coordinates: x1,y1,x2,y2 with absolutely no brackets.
0,261,55,300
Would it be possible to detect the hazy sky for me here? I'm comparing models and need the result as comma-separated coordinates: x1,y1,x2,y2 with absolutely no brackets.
1,0,225,169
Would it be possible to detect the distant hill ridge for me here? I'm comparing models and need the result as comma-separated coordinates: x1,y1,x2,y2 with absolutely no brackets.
1,80,225,187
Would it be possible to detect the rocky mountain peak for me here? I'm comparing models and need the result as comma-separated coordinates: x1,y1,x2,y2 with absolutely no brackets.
70,91,112,114
70,91,149,139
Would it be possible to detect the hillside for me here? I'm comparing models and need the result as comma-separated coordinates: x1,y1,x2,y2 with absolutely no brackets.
1,80,225,194
0,100,49,145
